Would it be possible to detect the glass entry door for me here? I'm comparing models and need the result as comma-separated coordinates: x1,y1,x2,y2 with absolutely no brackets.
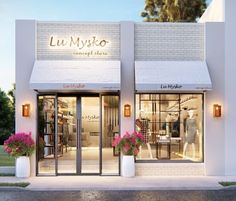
37,94,119,176
57,97,77,174
80,97,100,174
57,96,100,175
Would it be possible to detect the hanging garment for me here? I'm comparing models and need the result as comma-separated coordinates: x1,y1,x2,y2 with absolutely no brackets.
185,118,197,144
140,118,149,143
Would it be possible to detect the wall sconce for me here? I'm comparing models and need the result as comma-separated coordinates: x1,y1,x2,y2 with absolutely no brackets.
124,104,131,117
22,104,30,117
213,104,221,117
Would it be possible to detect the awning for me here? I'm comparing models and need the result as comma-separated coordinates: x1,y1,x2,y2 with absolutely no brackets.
30,60,120,91
135,61,212,91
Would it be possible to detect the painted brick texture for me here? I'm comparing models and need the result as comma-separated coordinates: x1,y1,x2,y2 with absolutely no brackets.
135,23,205,61
136,163,205,176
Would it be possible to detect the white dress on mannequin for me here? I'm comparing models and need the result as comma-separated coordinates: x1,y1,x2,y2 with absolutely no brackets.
183,110,198,159
165,114,172,136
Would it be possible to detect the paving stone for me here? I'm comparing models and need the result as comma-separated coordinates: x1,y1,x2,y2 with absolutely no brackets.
1,189,236,201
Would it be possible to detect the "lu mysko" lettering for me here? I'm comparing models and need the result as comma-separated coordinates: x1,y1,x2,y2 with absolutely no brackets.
160,84,183,89
49,36,109,50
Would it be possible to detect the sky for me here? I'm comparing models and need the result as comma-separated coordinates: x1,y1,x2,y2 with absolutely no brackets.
0,0,211,92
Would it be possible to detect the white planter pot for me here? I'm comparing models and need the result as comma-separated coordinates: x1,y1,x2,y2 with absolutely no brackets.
122,155,135,177
16,156,30,178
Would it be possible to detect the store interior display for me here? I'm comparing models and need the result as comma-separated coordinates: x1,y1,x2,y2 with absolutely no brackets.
183,110,198,159
102,96,119,174
38,96,56,159
136,111,153,159
135,94,203,162
37,95,56,174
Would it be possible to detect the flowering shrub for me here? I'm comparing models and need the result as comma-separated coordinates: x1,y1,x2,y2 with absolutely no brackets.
4,132,35,157
112,131,144,156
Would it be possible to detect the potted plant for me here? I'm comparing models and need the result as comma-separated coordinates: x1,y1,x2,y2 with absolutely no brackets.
4,132,35,178
112,131,144,177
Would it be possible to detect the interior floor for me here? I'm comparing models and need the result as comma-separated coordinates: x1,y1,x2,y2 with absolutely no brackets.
38,147,119,174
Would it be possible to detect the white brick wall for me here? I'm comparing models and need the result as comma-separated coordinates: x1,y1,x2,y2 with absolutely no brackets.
136,163,205,176
37,22,204,61
37,22,120,60
135,23,205,61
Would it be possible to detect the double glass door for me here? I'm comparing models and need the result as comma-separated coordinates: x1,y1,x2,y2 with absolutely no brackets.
37,95,119,175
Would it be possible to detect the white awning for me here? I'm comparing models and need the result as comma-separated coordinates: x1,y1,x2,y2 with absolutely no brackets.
30,60,120,91
135,61,212,91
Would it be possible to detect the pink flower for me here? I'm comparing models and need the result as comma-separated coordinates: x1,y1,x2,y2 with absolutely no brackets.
123,143,131,153
3,132,35,157
112,131,144,155
112,136,121,147
123,132,131,139
136,132,144,142
130,136,136,145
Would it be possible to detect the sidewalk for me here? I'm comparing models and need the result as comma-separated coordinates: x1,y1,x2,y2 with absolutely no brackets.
1,176,236,191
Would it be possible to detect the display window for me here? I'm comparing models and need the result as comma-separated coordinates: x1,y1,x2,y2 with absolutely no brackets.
135,94,203,162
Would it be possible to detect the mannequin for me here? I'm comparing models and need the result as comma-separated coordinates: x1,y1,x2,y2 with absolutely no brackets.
62,119,69,152
183,110,198,159
136,111,153,159
172,113,180,137
165,113,173,136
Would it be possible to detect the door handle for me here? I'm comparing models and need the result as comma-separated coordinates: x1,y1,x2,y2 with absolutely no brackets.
77,118,80,149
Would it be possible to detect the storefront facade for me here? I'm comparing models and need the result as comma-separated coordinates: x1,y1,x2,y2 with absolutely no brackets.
15,20,229,176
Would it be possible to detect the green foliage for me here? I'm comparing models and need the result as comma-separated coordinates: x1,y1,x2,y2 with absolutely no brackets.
8,84,15,107
0,173,15,176
0,145,15,166
141,0,207,22
0,182,30,187
219,182,236,187
0,86,15,144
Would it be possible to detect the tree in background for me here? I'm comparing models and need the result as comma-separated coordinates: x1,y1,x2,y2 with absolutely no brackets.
7,84,15,135
0,85,15,144
8,84,15,107
141,0,207,22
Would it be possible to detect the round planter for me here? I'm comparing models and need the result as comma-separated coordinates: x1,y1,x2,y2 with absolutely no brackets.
16,156,30,178
122,155,135,177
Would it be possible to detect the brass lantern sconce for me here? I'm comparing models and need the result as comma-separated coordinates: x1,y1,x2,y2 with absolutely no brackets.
22,104,30,117
213,104,221,117
124,104,131,117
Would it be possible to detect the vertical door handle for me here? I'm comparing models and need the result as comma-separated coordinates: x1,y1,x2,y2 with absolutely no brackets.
77,118,80,149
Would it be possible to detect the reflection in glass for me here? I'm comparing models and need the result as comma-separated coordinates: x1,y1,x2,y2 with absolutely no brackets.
136,94,203,162
81,97,100,174
102,96,119,175
57,97,77,174
37,95,56,175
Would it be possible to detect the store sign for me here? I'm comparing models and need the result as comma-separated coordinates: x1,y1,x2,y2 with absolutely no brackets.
160,84,183,90
37,23,120,60
49,36,110,57
82,115,99,121
63,84,85,89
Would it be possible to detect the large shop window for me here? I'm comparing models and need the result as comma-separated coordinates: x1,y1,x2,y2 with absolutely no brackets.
135,94,203,162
